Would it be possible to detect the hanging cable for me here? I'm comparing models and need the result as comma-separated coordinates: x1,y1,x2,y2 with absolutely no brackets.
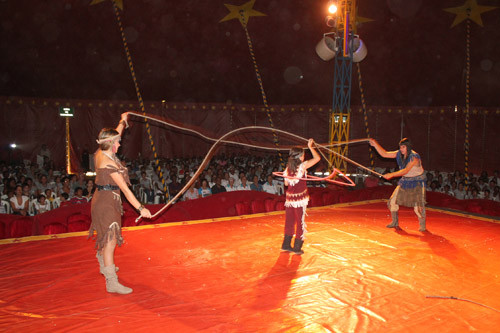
112,2,168,199
356,63,374,169
239,12,285,169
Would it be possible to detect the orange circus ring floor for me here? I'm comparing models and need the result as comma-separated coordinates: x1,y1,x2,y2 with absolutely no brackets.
1,200,499,332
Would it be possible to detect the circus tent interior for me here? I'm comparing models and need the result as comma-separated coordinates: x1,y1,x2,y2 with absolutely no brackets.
1,0,500,332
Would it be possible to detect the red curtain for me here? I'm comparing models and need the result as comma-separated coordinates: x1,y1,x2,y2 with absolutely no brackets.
0,97,498,174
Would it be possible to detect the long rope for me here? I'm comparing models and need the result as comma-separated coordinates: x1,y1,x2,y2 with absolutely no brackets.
326,138,371,147
136,123,279,222
127,112,383,222
126,112,383,175
426,295,500,313
239,11,285,169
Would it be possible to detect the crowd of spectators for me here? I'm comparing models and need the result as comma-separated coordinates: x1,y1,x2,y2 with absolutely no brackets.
422,169,500,200
126,153,287,203
0,149,290,216
364,168,500,201
1,146,499,216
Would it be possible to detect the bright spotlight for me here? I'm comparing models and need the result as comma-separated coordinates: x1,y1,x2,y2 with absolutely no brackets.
328,3,338,14
10,143,17,149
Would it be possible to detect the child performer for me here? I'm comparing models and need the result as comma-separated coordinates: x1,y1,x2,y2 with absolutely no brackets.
281,139,320,255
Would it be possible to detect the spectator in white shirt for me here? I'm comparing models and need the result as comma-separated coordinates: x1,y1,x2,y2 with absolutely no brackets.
441,184,454,197
228,165,239,182
237,176,251,191
36,175,52,196
221,172,230,187
183,183,200,201
10,185,29,216
262,175,279,195
225,177,238,192
454,182,467,200
466,187,480,200
34,194,51,214
492,186,500,202
139,171,154,203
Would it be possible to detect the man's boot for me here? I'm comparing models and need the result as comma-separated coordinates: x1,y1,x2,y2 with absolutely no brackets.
386,211,399,228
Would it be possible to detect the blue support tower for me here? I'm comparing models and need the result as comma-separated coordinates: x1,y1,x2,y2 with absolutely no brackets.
329,33,353,172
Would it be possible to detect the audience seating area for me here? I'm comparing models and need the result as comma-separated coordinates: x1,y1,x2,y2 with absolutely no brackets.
0,186,500,239
1,185,499,240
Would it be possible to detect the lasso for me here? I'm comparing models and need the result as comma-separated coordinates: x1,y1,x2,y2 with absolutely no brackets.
125,112,382,223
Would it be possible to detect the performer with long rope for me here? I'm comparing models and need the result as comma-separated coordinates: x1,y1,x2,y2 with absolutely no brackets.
279,139,320,255
369,137,427,232
124,111,360,223
89,113,152,295
119,111,387,221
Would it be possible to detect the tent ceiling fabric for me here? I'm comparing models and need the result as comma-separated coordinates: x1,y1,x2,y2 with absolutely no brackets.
0,0,499,107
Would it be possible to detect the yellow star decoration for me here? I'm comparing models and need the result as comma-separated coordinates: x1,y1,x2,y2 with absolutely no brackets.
219,0,266,27
90,0,124,11
356,15,374,24
444,0,497,27
353,10,374,33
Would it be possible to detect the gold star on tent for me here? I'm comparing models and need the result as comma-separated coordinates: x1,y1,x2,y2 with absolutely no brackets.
444,0,497,27
219,0,266,27
90,0,124,11
356,15,374,24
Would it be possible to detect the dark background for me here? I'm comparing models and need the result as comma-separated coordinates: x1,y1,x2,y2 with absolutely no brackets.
1,0,499,106
0,0,499,174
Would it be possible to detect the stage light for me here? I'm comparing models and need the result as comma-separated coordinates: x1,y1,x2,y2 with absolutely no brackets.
328,2,338,14
315,34,338,61
316,35,367,62
10,143,17,149
350,36,368,63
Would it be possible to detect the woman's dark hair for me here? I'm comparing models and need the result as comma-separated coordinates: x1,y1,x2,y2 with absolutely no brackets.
399,137,412,151
399,138,412,168
287,147,304,174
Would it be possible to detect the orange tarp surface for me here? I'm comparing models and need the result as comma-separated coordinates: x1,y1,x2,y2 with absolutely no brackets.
1,202,499,332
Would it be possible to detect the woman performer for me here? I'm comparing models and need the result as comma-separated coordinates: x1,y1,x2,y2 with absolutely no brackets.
369,138,427,232
281,139,321,255
89,112,152,294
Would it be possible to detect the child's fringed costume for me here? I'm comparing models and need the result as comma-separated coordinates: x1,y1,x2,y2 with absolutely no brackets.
282,162,309,255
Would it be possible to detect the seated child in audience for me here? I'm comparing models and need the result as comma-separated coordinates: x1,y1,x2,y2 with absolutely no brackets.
70,187,88,204
44,188,56,208
34,194,51,214
59,192,71,208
